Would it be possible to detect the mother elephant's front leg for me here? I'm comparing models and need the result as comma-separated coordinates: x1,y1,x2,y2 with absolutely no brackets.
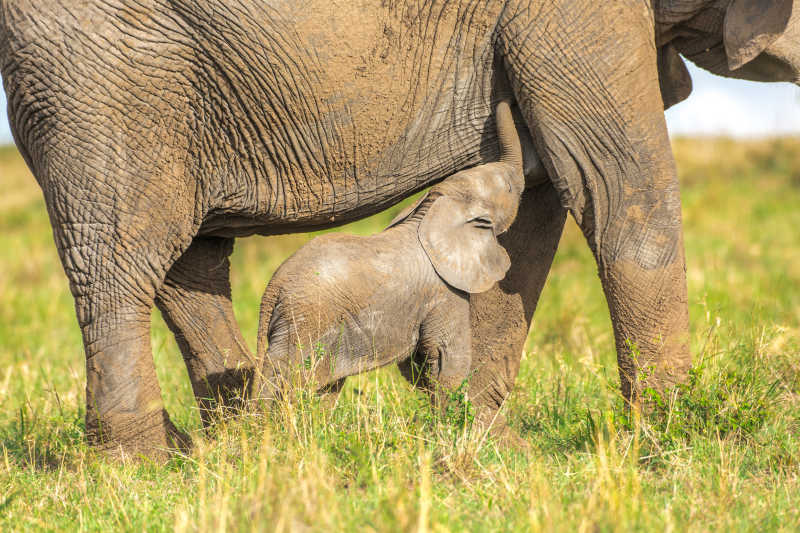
468,180,566,421
498,1,691,402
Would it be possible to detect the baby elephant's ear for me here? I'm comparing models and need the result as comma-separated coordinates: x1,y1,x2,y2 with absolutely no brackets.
385,192,430,230
419,195,511,294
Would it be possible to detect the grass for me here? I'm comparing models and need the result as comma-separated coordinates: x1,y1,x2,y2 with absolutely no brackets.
0,137,799,531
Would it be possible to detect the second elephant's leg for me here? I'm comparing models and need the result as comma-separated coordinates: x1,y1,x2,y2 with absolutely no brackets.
468,181,567,425
155,237,254,426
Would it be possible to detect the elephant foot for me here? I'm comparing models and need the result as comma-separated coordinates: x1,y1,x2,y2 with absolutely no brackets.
491,423,531,452
602,257,691,403
196,366,254,425
474,408,530,451
87,408,192,462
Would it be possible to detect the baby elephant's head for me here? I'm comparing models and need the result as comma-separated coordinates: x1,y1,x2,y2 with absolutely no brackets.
388,100,526,294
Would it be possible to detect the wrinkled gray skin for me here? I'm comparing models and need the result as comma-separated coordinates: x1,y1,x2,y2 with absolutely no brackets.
1,0,799,459
257,101,525,403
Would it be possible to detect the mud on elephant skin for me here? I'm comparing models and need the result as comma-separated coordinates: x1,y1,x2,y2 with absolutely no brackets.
256,100,525,407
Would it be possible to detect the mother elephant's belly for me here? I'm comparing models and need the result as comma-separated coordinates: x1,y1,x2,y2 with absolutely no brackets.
198,93,496,237
192,0,498,237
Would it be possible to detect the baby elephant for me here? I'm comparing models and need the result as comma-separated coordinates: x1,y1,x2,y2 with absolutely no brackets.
256,99,525,403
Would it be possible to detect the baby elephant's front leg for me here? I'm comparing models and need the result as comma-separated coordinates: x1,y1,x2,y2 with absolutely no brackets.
414,297,472,410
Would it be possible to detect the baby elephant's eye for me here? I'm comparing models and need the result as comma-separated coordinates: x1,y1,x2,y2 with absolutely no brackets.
469,216,493,229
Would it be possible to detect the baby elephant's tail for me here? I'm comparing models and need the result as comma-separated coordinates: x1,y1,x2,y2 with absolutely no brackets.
253,283,285,402
257,284,281,360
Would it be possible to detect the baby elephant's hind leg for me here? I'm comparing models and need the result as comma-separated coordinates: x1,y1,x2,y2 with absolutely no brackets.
258,330,345,409
318,378,347,409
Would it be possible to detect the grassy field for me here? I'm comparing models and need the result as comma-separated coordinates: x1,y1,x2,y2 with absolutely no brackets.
0,138,798,531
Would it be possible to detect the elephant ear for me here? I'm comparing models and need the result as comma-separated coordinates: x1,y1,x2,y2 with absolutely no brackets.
418,194,511,294
657,44,692,110
724,0,793,70
385,192,429,230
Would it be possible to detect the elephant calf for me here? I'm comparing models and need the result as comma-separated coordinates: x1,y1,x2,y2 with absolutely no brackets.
256,100,525,402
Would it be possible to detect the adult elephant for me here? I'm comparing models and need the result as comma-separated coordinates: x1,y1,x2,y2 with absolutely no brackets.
1,0,798,458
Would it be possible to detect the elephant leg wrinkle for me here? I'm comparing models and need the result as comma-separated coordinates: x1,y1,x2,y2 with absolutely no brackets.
156,237,255,427
84,316,191,459
602,255,691,401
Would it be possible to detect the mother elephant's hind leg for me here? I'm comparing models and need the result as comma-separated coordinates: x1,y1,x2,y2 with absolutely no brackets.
155,237,254,426
51,210,195,459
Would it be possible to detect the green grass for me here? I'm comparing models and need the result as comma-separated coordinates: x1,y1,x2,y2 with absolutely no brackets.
0,138,799,531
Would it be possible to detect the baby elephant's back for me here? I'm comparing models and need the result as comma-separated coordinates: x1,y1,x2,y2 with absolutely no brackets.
268,233,384,298
261,232,427,380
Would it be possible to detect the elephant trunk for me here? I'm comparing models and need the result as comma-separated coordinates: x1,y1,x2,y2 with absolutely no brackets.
495,99,525,185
